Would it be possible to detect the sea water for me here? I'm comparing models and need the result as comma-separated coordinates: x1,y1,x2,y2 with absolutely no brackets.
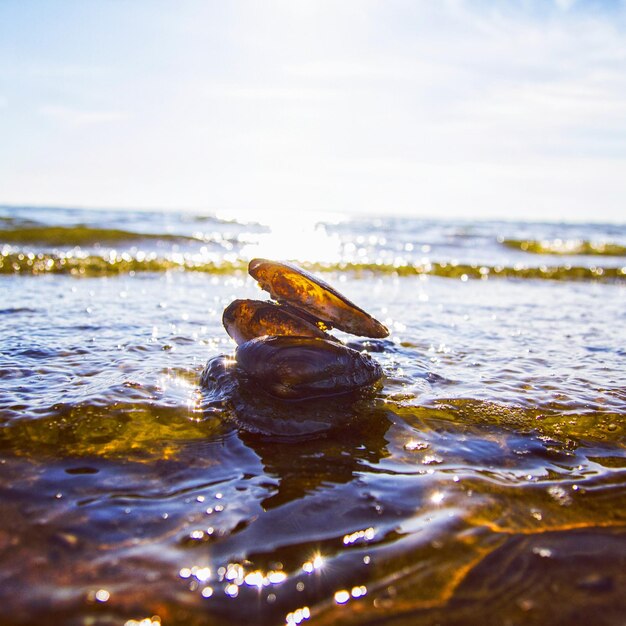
0,205,624,625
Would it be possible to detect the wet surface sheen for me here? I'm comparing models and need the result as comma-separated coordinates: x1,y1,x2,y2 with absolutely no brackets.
0,207,625,626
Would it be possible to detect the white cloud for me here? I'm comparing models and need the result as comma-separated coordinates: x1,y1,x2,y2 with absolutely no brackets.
555,0,577,11
38,105,127,127
203,84,338,102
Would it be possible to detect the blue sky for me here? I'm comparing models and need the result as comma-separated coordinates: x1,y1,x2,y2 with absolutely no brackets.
1,0,625,221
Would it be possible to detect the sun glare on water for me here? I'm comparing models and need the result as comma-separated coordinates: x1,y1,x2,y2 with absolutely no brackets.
222,209,346,263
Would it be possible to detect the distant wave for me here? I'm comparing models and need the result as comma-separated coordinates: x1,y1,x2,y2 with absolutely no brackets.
501,238,626,256
0,224,200,246
1,252,623,281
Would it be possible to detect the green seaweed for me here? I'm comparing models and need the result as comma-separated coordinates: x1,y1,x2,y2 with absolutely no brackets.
0,224,199,246
1,251,624,282
502,238,626,257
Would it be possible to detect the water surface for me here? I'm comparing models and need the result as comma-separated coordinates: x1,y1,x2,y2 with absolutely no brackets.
1,206,624,625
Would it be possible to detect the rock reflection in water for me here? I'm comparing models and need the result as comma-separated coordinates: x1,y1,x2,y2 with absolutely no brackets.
188,372,395,624
200,351,392,510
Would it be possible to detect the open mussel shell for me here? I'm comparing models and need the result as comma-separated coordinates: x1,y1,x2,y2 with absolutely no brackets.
235,335,383,400
223,299,331,345
248,258,389,339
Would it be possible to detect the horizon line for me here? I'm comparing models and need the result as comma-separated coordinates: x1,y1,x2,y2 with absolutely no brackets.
1,202,625,227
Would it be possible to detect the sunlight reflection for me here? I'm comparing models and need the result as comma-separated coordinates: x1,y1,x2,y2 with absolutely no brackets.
430,491,445,505
94,589,110,602
238,211,344,263
342,527,375,545
224,583,239,597
124,618,161,626
302,553,325,573
404,439,429,452
244,571,265,588
180,559,296,601
285,606,311,624
334,590,350,604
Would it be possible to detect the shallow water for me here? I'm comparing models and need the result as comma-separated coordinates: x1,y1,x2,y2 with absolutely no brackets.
0,206,625,625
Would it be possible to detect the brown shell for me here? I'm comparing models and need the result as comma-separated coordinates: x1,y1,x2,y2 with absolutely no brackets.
223,299,330,345
248,259,389,339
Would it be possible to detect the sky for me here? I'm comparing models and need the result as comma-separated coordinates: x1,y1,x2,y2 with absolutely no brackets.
1,0,625,222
